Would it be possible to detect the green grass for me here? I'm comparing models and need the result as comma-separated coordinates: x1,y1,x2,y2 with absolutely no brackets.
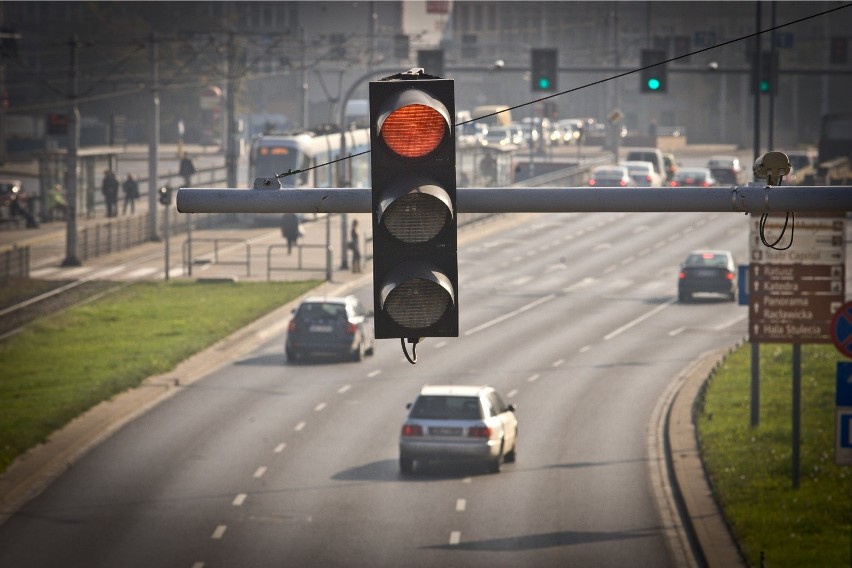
0,279,321,474
697,343,851,567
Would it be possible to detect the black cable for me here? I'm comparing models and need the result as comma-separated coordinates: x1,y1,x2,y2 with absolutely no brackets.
758,178,795,251
402,338,418,365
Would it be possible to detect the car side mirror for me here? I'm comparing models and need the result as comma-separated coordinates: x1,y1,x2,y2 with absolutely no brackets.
507,404,517,413
406,402,412,409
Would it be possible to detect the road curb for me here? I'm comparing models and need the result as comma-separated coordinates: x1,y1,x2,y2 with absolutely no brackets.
667,346,747,568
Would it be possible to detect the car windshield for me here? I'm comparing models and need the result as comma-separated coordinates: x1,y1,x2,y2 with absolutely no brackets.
410,396,482,420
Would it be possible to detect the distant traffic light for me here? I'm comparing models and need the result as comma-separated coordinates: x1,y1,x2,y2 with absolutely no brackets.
751,51,779,95
531,48,558,92
417,50,445,77
369,71,458,342
158,186,172,206
640,49,668,93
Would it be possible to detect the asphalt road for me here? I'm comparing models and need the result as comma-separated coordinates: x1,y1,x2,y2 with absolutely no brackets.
0,209,749,567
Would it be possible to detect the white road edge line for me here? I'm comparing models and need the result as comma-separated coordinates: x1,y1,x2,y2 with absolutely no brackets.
714,313,747,330
604,299,676,341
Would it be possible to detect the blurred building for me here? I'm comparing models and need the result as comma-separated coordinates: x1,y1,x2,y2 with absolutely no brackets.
1,1,850,153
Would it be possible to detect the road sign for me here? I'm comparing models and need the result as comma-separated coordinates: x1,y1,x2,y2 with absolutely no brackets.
831,303,852,358
837,363,852,466
748,213,845,343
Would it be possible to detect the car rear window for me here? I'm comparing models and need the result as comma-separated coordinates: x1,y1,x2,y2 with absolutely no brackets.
410,396,482,420
297,303,347,321
685,253,728,267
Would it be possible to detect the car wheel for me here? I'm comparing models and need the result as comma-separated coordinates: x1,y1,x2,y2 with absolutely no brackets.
286,347,299,362
678,290,690,303
351,341,365,362
488,442,504,474
504,439,517,464
399,455,414,474
366,340,375,356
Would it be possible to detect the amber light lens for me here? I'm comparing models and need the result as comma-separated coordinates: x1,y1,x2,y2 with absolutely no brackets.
381,104,448,158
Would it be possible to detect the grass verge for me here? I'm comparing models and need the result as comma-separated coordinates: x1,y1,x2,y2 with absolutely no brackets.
0,279,321,475
697,343,851,567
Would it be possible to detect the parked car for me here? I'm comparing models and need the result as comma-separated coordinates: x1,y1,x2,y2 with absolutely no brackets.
285,295,375,362
480,125,522,147
624,147,666,178
588,165,634,187
669,167,718,187
621,160,663,187
678,250,737,302
399,384,518,474
707,155,744,185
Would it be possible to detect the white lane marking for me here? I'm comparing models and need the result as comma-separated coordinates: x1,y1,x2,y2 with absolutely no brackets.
619,256,635,266
93,265,126,278
126,267,158,279
592,243,611,252
233,493,247,506
603,265,616,274
211,525,227,539
295,421,306,431
254,466,267,478
714,314,747,330
449,531,461,545
552,359,565,368
314,402,327,412
669,327,686,337
604,299,676,341
579,345,592,353
192,562,205,568
456,499,467,512
564,277,596,292
434,340,448,349
506,389,518,398
274,443,287,453
465,294,556,336
462,477,472,484
339,384,353,392
527,374,540,383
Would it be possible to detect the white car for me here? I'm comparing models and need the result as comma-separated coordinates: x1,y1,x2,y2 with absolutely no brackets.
399,384,518,474
621,160,664,187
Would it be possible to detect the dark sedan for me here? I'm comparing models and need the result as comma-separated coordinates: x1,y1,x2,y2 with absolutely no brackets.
285,295,375,362
678,250,737,302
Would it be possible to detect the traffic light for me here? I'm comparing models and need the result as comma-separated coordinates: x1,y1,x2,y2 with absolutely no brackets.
158,186,172,206
531,48,557,92
369,71,458,341
640,49,667,93
750,51,778,95
417,50,445,77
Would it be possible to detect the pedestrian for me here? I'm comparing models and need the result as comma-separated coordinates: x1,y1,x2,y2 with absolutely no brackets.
122,173,139,215
101,170,119,218
49,183,67,221
281,213,300,255
179,153,196,187
350,219,362,273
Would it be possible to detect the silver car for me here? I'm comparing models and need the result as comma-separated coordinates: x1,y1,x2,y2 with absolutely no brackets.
399,385,518,474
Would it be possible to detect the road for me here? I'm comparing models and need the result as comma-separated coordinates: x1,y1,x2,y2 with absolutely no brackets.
0,207,749,567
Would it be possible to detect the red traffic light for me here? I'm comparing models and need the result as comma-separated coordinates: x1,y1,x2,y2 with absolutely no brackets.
377,89,451,158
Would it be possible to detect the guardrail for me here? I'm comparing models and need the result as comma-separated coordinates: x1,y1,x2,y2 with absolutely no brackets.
266,243,329,280
182,237,251,277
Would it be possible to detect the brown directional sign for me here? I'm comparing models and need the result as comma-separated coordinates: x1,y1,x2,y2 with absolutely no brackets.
748,214,845,343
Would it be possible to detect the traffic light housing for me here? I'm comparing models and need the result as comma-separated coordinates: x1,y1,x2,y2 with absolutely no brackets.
531,48,557,92
158,186,172,206
751,51,779,95
369,71,458,340
640,49,667,93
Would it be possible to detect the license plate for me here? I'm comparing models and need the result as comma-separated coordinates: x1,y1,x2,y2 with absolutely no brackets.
429,427,462,436
695,269,716,277
309,325,333,333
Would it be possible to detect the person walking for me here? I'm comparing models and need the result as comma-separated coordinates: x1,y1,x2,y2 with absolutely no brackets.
281,213,301,255
101,170,119,218
122,173,139,215
179,153,196,187
350,219,362,273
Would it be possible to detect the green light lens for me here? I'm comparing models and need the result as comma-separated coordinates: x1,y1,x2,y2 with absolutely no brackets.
647,78,661,91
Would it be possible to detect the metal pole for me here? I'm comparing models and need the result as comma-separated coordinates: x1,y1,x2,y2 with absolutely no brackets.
752,1,762,163
325,213,333,281
226,32,238,189
163,205,170,281
186,214,192,277
751,342,760,427
62,36,81,267
792,342,801,489
148,32,161,241
769,1,777,150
